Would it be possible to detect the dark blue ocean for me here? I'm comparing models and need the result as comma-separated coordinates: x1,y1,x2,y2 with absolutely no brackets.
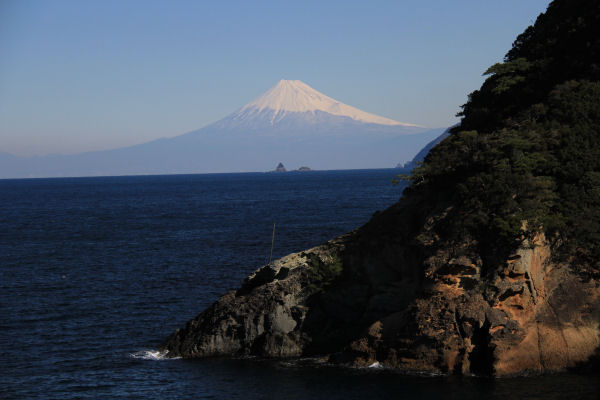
1,169,598,399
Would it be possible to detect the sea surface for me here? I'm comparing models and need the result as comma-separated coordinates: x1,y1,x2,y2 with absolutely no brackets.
1,169,598,399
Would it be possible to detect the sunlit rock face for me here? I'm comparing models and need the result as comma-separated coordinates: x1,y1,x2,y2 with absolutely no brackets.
162,203,600,376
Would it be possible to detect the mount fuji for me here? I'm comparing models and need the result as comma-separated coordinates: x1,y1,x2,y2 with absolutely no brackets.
1,80,445,178
218,79,419,129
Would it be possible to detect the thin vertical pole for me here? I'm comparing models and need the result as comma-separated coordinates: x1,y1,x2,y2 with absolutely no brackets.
269,222,276,264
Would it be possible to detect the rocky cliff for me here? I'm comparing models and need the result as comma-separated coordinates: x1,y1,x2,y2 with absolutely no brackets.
162,0,600,376
161,197,600,375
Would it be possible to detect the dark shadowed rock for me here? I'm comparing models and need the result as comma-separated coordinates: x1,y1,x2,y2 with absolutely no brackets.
161,200,600,375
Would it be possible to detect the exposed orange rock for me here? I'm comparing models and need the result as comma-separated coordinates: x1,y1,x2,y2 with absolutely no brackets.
161,205,600,376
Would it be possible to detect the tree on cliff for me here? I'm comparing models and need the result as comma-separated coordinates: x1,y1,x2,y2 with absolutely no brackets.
406,0,600,275
162,0,600,376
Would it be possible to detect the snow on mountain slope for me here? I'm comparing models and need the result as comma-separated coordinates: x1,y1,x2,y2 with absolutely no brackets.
1,79,442,178
233,80,419,127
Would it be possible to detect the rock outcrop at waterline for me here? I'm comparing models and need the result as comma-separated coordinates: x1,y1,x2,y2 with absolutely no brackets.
161,200,600,375
162,0,600,375
162,236,347,359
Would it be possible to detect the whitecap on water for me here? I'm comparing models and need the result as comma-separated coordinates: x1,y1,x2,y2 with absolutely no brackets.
367,361,383,369
130,349,179,360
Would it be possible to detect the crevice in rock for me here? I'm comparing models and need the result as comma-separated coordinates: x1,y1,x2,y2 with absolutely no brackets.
499,287,524,301
469,318,494,376
453,308,464,339
454,347,466,375
525,271,538,303
536,322,546,370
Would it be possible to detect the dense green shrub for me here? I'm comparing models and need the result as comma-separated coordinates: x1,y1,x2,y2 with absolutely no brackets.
404,0,600,273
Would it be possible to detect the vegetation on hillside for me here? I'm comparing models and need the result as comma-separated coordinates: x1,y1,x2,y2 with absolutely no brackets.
403,0,600,275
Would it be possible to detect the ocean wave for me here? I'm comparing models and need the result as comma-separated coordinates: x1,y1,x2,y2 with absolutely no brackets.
130,349,179,360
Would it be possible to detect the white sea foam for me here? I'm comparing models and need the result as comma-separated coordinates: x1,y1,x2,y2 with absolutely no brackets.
367,361,383,369
130,349,179,360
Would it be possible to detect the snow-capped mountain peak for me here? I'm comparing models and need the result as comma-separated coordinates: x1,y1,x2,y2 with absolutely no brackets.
236,79,418,127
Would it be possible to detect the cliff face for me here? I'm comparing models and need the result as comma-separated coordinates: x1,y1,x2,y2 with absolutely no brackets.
162,0,600,375
161,201,600,376
162,236,348,359
341,221,600,376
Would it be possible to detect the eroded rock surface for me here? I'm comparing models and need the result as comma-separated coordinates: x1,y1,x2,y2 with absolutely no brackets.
162,235,349,358
161,203,600,376
342,228,600,376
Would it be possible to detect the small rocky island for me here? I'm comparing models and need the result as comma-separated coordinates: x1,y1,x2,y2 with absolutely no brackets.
269,163,312,172
162,1,600,376
273,163,286,172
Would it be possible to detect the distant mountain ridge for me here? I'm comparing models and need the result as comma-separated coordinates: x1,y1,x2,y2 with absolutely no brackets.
398,125,454,170
1,80,443,178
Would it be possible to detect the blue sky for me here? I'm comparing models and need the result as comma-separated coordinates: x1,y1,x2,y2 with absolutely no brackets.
0,0,551,156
